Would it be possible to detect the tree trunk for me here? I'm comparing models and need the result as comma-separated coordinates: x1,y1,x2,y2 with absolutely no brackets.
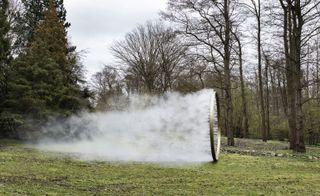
270,67,280,116
234,32,249,138
224,0,234,146
315,39,320,99
279,0,306,152
264,53,271,139
256,0,267,142
317,41,320,98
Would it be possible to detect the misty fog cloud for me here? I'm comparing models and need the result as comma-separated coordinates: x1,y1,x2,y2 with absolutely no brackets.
37,90,215,163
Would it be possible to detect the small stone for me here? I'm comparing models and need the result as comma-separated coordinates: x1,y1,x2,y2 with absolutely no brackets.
308,156,313,160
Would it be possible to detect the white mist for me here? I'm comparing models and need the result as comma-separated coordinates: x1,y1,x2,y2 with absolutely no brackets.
37,89,214,163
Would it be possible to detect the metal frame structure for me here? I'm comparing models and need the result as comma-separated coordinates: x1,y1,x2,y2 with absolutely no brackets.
209,91,221,162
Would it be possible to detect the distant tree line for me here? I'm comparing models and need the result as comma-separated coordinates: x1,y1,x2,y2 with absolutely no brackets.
0,0,91,139
93,0,320,152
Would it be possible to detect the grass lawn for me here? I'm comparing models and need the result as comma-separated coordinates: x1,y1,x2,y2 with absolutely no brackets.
0,139,320,195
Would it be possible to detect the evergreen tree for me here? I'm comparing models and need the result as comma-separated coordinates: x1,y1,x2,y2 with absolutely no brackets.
4,0,88,134
0,0,11,109
13,0,70,51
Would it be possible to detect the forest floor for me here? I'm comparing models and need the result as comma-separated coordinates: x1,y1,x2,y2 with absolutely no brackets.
0,138,320,195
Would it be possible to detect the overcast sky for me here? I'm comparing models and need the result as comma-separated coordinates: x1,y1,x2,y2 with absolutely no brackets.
64,0,168,79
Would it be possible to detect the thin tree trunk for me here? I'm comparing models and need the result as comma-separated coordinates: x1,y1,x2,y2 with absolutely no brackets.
264,52,271,139
305,46,310,98
270,67,279,116
234,32,249,138
224,0,234,146
256,0,267,142
316,40,320,98
281,72,288,117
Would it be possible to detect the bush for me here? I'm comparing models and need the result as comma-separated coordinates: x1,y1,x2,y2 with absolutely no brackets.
270,116,289,141
0,112,23,138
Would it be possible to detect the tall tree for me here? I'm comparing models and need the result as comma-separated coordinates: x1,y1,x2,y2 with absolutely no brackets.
163,0,236,145
243,0,267,141
5,0,86,122
0,0,11,110
278,0,320,152
233,30,249,138
263,51,271,139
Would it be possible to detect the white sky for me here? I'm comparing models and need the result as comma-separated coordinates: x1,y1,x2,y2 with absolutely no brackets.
64,0,168,79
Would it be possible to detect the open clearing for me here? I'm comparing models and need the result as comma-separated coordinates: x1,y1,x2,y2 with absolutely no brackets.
0,139,320,195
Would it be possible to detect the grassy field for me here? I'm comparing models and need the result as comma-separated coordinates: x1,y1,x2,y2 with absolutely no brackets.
0,139,320,195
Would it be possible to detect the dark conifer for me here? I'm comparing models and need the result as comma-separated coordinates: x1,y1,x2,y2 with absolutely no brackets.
4,0,88,134
0,0,11,110
13,0,70,51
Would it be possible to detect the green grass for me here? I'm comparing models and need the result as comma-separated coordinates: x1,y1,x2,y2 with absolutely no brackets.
0,139,320,195
222,138,320,159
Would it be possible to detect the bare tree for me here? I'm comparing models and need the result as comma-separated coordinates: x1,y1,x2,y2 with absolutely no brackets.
157,27,188,92
163,0,237,146
233,30,249,137
242,0,268,141
278,0,320,152
92,66,123,111
111,22,186,94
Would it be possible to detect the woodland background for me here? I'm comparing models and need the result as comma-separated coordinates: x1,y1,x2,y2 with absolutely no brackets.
1,0,320,153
